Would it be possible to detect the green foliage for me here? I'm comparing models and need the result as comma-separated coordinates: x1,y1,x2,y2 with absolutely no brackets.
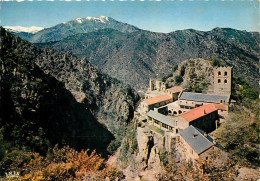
0,27,138,160
107,138,122,155
174,75,183,85
172,65,178,72
210,58,226,67
215,101,260,167
188,81,209,93
232,77,258,104
179,65,186,76
161,73,173,82
189,68,197,79
159,151,168,167
118,123,138,168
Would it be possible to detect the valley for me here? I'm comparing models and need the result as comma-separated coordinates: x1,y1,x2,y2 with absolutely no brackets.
1,16,259,180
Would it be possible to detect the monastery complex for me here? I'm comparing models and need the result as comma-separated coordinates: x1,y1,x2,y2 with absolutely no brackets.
137,66,232,163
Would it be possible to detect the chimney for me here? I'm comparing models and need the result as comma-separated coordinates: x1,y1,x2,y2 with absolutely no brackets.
192,134,197,138
204,132,207,137
203,109,206,114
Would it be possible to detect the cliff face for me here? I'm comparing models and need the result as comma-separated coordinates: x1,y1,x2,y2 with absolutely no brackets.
36,28,259,91
0,28,138,154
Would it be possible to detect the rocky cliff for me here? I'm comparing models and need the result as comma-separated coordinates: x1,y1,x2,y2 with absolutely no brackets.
0,27,139,155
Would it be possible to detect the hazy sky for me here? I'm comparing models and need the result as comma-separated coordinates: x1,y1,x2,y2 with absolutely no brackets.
0,0,259,33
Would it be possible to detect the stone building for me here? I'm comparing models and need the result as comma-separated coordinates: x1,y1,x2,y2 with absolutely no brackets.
178,92,230,111
179,126,221,161
146,110,177,131
177,104,218,133
141,94,173,112
210,67,232,95
165,86,183,101
149,79,167,91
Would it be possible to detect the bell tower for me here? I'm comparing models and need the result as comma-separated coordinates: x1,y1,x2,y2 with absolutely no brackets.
213,67,232,95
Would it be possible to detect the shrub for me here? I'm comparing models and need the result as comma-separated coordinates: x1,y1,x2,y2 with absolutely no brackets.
12,145,124,180
172,65,178,72
179,65,186,76
210,58,226,67
174,76,183,85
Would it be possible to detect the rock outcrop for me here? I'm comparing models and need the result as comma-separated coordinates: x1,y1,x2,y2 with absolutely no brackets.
0,27,138,155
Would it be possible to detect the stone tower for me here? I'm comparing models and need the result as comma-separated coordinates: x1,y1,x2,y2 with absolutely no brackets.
213,67,232,95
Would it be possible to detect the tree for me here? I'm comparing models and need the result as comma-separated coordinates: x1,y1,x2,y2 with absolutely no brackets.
210,58,226,67
174,76,183,85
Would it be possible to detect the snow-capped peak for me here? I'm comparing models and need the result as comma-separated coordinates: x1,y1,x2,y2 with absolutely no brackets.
75,18,83,24
4,26,44,34
84,16,109,23
66,16,110,24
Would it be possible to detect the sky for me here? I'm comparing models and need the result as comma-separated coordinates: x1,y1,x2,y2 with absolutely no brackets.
0,0,259,33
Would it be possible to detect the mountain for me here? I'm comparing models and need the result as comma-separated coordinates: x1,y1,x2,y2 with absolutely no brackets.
6,16,140,43
0,27,138,155
36,27,260,91
3,26,43,41
3,26,44,34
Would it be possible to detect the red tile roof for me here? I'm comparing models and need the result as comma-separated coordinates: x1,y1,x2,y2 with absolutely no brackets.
213,104,228,111
145,94,172,106
180,104,217,122
166,86,183,94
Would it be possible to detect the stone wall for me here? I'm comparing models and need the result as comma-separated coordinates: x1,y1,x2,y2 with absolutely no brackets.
179,136,200,161
189,111,218,133
213,67,232,95
177,117,189,130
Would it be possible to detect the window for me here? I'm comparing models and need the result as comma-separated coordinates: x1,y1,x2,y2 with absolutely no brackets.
218,79,221,83
224,79,227,84
224,71,227,76
218,71,221,76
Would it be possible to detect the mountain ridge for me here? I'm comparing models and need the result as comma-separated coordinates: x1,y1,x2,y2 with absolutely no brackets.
36,27,259,91
0,27,139,155
5,16,141,43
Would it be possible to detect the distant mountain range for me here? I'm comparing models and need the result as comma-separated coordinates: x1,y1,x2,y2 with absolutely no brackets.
5,16,260,91
37,28,259,91
4,26,43,33
5,16,140,43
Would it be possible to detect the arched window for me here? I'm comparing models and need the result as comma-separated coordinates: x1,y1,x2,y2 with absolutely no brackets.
178,110,182,114
173,111,177,115
218,71,221,76
224,79,227,84
224,71,227,76
218,79,221,83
